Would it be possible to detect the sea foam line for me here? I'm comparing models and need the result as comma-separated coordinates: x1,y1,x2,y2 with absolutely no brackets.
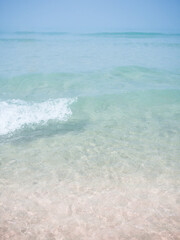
0,98,76,135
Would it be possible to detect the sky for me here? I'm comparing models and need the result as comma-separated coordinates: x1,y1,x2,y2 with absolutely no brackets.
0,0,180,32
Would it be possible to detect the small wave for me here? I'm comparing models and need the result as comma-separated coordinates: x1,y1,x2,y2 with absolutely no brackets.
0,98,76,135
0,38,38,42
83,32,180,38
14,31,68,36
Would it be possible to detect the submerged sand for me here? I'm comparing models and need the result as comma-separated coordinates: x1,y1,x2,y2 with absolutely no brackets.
0,133,179,240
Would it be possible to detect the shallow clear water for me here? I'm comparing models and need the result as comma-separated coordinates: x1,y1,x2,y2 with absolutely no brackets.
0,32,180,239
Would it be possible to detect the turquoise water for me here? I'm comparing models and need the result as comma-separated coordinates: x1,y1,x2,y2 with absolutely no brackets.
0,32,180,239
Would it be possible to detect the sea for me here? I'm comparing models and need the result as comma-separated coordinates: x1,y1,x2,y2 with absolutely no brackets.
0,32,180,239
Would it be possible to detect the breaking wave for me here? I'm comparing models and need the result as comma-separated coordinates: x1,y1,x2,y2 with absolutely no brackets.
0,98,76,135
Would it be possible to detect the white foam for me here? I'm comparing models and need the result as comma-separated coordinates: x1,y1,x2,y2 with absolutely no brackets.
0,98,76,135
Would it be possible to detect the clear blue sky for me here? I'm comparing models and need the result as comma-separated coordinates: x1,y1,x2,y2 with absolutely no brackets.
0,0,180,32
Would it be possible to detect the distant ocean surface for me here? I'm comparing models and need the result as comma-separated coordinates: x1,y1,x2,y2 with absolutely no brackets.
0,32,180,239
